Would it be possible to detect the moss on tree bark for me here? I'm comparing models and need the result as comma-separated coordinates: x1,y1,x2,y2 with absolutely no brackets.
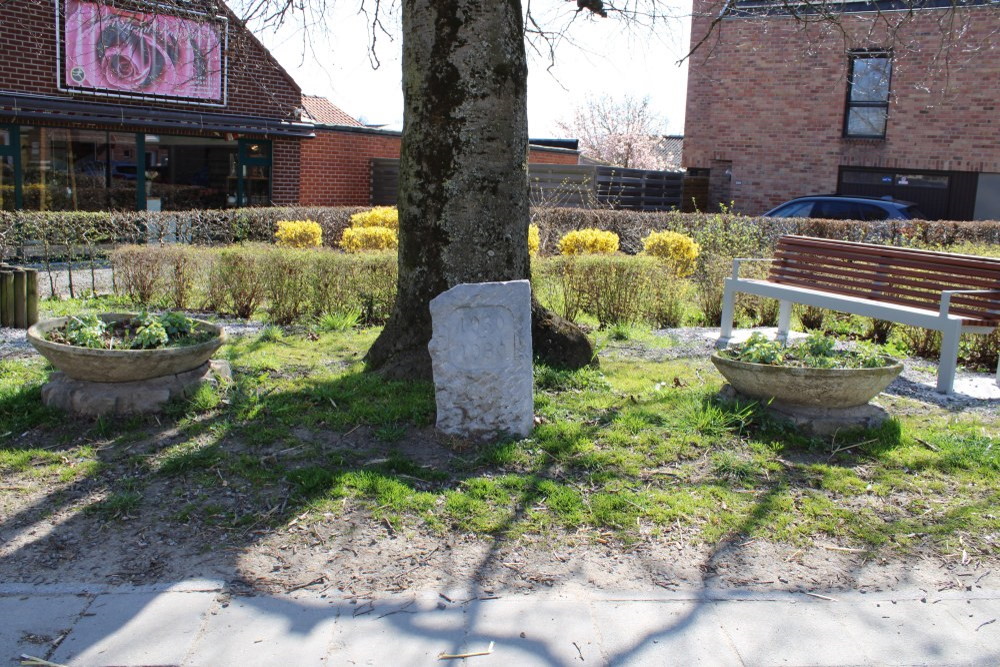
364,0,595,379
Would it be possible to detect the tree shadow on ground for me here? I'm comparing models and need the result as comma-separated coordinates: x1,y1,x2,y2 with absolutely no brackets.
0,358,989,664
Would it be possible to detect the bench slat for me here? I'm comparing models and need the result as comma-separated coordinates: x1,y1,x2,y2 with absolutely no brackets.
767,235,1000,326
769,274,999,324
773,246,1000,284
773,248,1000,289
772,263,1000,306
771,259,1000,296
771,274,1000,320
778,235,1000,272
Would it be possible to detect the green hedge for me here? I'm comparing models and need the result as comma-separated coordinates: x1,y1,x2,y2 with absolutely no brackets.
530,208,1000,255
4,205,999,261
0,207,367,258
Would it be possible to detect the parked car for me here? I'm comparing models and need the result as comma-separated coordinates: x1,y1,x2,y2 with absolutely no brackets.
762,195,926,221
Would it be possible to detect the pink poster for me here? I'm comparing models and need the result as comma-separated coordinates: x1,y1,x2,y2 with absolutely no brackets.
63,0,226,103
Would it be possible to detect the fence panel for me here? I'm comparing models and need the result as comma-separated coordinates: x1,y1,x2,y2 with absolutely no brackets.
596,167,683,211
370,159,683,211
528,165,596,209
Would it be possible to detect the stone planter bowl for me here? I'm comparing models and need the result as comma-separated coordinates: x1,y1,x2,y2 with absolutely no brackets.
27,313,226,383
710,352,903,408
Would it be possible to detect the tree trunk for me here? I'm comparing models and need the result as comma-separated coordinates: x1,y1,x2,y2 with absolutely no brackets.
365,0,594,380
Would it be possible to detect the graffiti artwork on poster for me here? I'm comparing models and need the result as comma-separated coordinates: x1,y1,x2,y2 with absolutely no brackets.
62,0,227,103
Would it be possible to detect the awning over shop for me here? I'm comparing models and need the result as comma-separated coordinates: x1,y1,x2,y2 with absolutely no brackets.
0,93,315,138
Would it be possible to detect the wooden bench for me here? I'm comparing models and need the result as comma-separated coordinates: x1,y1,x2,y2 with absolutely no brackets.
717,235,1000,394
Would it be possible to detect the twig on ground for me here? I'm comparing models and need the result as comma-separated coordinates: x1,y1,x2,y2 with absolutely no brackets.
821,544,866,554
827,439,874,461
20,657,68,667
287,576,326,593
803,592,837,601
377,599,415,618
914,437,939,452
438,641,495,660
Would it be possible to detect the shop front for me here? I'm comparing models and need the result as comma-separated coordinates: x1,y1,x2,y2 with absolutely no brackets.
0,0,309,212
0,124,274,212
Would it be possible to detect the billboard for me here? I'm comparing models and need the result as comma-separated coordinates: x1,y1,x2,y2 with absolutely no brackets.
60,0,227,104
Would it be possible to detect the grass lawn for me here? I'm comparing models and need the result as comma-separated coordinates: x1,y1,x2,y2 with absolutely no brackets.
2,301,997,571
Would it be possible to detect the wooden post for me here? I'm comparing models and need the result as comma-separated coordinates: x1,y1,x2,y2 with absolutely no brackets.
13,267,26,329
25,268,38,327
0,270,13,327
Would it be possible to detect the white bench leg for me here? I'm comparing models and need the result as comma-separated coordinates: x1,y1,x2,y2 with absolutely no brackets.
717,279,737,349
937,321,962,394
776,300,792,345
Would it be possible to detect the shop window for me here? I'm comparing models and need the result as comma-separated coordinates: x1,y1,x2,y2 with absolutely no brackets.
19,127,128,211
844,51,892,139
0,127,16,211
145,134,238,211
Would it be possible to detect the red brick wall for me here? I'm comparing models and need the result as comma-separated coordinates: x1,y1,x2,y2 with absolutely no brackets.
272,138,300,205
300,128,581,206
683,2,1000,214
0,1,300,124
299,130,401,206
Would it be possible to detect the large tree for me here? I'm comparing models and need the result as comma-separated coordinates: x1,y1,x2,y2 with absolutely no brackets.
235,0,995,381
362,0,595,380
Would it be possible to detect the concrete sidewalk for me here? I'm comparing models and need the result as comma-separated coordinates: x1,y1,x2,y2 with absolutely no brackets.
1,582,997,666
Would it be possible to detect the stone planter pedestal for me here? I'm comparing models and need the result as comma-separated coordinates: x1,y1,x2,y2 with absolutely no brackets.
27,313,229,417
41,360,231,417
711,353,903,436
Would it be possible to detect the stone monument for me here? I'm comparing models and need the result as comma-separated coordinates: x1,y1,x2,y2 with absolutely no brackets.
428,280,533,440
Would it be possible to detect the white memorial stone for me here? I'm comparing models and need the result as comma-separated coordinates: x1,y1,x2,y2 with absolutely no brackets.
428,280,534,440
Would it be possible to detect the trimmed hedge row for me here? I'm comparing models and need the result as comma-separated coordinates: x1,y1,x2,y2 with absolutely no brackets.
530,208,1000,255
0,207,367,257
3,206,999,261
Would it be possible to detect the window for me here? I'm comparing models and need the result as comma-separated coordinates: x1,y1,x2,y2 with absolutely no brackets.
845,52,892,138
768,201,814,218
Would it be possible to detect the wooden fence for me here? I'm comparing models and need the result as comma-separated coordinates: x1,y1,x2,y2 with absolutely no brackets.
371,160,684,211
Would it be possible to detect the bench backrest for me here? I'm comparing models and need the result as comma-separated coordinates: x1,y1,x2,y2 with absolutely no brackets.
768,235,1000,325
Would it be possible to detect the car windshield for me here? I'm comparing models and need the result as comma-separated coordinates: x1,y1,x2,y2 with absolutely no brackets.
902,206,927,220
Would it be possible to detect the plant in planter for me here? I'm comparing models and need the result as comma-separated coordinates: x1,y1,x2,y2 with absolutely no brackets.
46,312,213,351
28,312,225,383
711,332,903,410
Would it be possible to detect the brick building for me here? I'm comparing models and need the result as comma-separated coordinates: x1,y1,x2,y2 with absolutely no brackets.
298,100,580,208
0,1,579,213
0,0,313,212
683,0,1000,220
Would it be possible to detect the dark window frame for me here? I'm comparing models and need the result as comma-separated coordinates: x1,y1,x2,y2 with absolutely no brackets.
844,50,892,139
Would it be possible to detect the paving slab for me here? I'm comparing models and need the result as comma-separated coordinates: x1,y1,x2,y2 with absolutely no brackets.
329,597,467,665
842,598,998,665
461,598,603,665
50,590,215,666
592,599,741,666
714,599,871,666
187,594,337,666
0,593,92,663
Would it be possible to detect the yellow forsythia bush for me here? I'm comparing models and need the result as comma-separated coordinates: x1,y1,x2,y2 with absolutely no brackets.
340,226,398,253
349,206,399,230
558,228,619,256
275,220,322,248
642,230,700,277
528,224,540,256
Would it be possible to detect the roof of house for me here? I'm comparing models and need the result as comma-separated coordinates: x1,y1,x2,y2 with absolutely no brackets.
300,95,364,127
